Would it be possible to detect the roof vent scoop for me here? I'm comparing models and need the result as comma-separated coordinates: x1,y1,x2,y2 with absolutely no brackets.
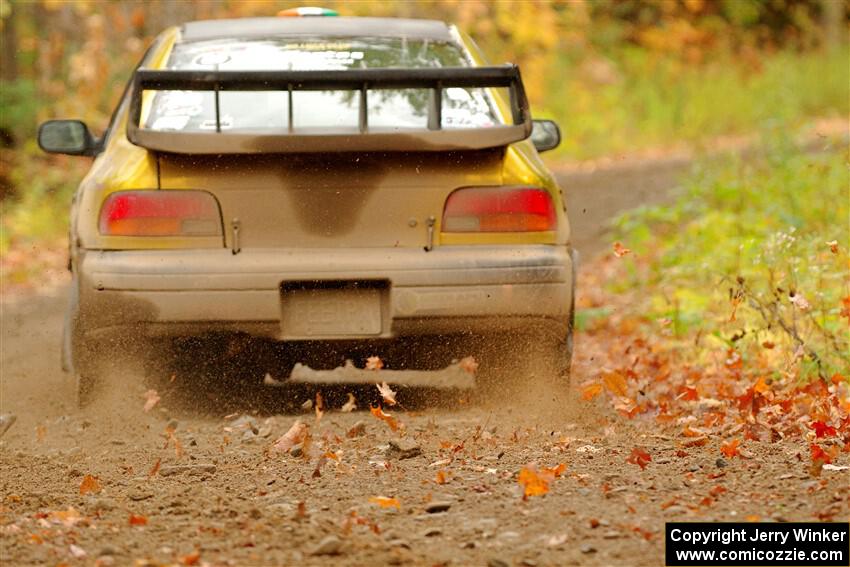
277,7,339,17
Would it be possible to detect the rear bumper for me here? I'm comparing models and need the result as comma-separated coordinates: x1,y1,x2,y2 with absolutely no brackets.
76,246,574,340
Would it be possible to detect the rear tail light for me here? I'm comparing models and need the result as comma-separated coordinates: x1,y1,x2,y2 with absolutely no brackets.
442,187,557,232
99,190,222,237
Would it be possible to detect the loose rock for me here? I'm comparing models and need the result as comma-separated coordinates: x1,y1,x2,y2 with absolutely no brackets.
387,438,421,459
159,464,216,477
347,421,366,438
310,535,342,556
425,501,452,513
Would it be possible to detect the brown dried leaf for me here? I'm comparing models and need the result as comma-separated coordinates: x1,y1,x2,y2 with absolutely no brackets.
148,458,161,478
626,447,651,469
459,356,479,375
376,382,397,406
613,241,631,257
365,356,384,371
143,389,160,413
370,405,400,431
315,391,324,424
601,370,628,397
272,420,308,453
341,393,357,413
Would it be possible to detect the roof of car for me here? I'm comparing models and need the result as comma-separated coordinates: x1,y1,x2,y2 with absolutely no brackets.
180,17,454,43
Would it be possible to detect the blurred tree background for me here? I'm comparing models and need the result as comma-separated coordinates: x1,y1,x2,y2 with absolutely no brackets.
0,1,847,271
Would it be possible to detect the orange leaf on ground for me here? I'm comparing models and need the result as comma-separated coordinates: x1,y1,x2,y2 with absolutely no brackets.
581,381,603,401
745,514,761,522
613,241,631,257
369,496,400,509
518,466,550,499
810,443,834,476
678,386,699,401
435,470,447,485
720,438,741,458
128,514,148,526
79,475,101,495
810,421,837,438
181,551,201,566
517,463,565,499
753,377,770,394
48,507,83,527
626,447,651,469
370,405,400,431
543,463,566,478
376,382,397,406
601,370,628,397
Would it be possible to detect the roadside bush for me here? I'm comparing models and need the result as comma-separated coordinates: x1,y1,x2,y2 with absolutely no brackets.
611,139,849,380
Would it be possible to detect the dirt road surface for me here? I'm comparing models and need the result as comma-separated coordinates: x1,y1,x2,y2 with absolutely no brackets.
1,159,846,567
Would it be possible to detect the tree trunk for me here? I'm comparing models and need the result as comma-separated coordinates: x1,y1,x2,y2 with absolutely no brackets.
1,0,18,82
821,0,846,51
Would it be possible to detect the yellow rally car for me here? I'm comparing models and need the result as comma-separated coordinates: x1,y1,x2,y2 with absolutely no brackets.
38,12,575,405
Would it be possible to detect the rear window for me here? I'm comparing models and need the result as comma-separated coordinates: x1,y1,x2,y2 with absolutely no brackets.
145,37,501,131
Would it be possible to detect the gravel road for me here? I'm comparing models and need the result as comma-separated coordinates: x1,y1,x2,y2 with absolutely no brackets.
1,159,846,567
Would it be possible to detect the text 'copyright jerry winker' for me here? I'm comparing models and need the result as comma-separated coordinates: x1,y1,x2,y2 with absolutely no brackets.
665,522,849,566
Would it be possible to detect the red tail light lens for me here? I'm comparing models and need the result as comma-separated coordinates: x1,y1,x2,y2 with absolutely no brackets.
99,191,222,237
442,187,557,232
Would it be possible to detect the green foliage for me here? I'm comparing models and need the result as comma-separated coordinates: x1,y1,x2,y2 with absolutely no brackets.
543,48,849,159
612,140,850,378
0,145,80,254
0,79,40,143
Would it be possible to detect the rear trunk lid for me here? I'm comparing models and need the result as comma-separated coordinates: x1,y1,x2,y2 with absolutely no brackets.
158,150,504,249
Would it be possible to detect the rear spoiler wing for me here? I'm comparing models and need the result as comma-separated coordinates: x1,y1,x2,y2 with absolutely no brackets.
126,65,531,154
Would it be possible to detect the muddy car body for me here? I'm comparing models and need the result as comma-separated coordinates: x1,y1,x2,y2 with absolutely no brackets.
38,15,575,403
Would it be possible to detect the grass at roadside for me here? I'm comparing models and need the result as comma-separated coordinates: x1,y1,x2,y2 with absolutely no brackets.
610,136,849,378
544,48,848,160
0,146,83,292
575,137,848,468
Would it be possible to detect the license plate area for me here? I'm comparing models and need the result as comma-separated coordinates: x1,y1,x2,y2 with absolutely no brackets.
280,280,389,339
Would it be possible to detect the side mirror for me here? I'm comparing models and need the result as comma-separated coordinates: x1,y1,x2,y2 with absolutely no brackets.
37,120,98,156
530,119,561,153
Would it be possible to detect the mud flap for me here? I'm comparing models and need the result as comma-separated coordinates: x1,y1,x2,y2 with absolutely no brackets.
287,360,476,389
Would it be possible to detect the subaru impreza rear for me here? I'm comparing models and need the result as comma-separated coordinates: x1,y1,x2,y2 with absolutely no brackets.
38,15,575,404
